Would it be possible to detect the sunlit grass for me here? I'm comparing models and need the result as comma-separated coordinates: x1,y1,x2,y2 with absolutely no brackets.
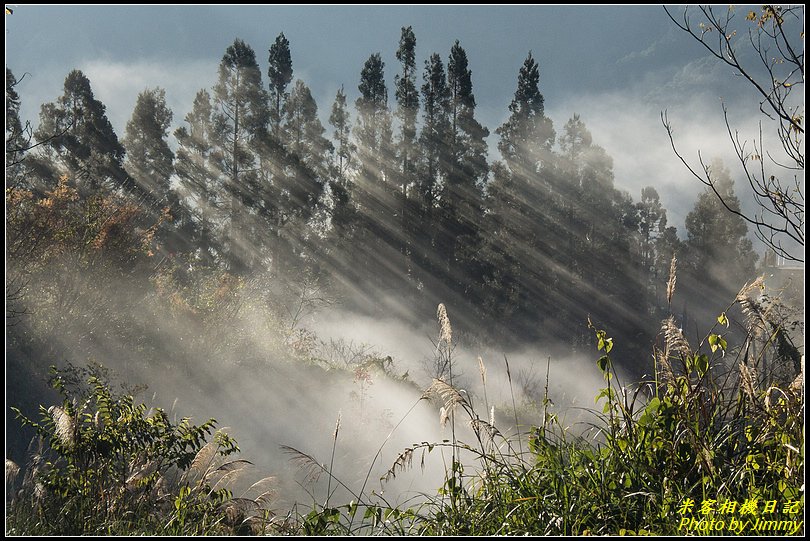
7,274,803,536
272,285,804,536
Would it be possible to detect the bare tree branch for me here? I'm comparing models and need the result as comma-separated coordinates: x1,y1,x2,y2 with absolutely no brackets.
663,5,804,262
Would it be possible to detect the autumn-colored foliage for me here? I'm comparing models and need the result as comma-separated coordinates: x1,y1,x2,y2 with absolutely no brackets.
6,175,160,273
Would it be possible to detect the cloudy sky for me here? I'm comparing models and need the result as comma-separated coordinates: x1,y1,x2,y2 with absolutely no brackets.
5,4,779,240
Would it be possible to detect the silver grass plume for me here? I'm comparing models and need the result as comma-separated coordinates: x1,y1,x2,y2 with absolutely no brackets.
437,303,452,349
656,346,675,384
333,411,341,440
243,475,277,498
789,355,804,394
666,255,677,306
382,442,436,483
663,317,691,359
425,379,468,410
126,459,159,488
190,440,219,476
439,406,451,428
279,445,324,484
6,459,20,490
656,316,688,383
48,405,75,449
425,379,468,429
736,275,765,301
739,362,758,403
211,460,253,492
736,276,767,338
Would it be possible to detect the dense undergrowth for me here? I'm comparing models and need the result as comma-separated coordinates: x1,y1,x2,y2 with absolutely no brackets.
6,270,804,535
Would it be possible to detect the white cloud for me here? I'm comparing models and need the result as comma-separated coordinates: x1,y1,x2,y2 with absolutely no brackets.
548,69,779,243
616,28,678,66
79,58,218,139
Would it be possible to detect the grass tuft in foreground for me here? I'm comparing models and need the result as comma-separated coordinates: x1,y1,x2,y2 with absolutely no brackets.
7,272,804,535
6,365,277,535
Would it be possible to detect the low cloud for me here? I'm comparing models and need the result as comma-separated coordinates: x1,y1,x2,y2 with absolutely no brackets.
79,58,218,139
616,28,679,66
548,67,774,241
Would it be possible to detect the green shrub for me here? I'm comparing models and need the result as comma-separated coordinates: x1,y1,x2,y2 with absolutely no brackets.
288,279,804,536
6,365,272,535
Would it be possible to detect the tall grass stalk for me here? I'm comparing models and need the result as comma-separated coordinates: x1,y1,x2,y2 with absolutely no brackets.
503,354,523,457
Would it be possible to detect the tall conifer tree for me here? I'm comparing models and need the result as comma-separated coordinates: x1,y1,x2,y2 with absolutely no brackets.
175,89,221,265
211,38,270,274
35,70,129,196
394,26,419,281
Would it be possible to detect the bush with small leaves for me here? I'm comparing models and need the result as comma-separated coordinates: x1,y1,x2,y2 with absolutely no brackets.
6,365,274,536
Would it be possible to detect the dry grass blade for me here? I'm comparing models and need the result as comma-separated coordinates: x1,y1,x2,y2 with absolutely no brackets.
478,356,487,387
470,418,503,444
763,386,791,412
382,446,414,483
656,346,675,384
279,445,324,484
739,362,758,403
126,459,159,488
503,354,524,456
254,489,278,507
215,459,253,473
243,475,276,496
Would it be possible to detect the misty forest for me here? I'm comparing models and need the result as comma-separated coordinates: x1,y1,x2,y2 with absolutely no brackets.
5,6,804,536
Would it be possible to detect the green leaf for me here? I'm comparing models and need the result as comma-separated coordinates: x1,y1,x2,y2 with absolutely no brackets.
595,387,613,403
717,312,729,327
695,354,709,377
708,334,727,354
596,355,609,373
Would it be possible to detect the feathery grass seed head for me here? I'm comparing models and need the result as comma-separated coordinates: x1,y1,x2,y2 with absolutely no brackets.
5,459,20,490
437,303,452,348
48,405,75,449
666,255,677,305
